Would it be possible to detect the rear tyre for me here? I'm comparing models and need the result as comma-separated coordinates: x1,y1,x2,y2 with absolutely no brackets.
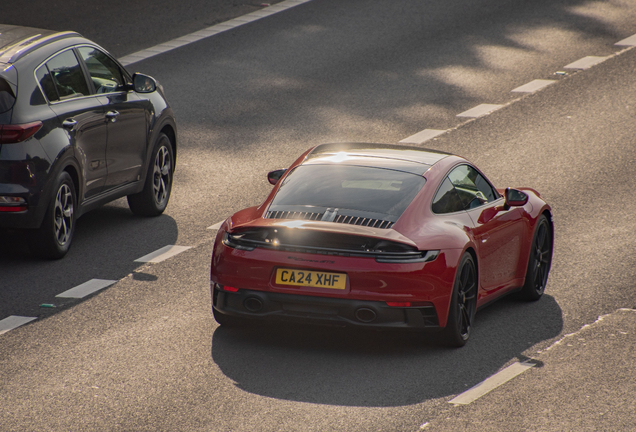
441,253,477,347
127,133,174,216
28,171,76,259
519,214,552,301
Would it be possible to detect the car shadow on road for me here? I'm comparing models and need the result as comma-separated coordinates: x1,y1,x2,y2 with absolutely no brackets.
210,294,562,407
0,199,179,319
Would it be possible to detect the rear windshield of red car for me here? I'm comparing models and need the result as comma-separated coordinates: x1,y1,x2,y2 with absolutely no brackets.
269,164,426,218
0,77,16,113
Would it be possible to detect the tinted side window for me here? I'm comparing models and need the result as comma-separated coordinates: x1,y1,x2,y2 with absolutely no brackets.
0,77,16,112
46,50,90,100
448,165,497,210
35,65,59,102
432,177,464,214
78,47,124,94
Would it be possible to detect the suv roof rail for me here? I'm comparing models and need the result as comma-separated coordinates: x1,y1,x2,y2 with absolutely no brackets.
0,31,80,65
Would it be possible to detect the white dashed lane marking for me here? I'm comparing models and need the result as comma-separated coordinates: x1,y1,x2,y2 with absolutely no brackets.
448,361,535,405
457,103,504,118
118,0,313,66
563,55,610,70
511,79,556,93
207,221,224,231
56,279,117,299
0,316,37,336
399,129,447,144
615,33,636,46
134,245,192,263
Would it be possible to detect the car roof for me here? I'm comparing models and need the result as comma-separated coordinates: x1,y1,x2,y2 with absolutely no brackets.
0,25,80,65
303,142,452,175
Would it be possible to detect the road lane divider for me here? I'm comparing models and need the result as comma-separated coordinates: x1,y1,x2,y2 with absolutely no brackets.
511,79,556,93
118,0,313,66
448,361,536,405
0,316,37,336
563,55,610,70
615,33,636,47
134,245,192,263
457,104,504,118
56,279,118,299
399,129,447,144
207,221,224,231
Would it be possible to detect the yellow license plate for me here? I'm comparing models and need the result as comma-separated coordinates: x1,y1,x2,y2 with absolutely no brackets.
275,268,347,290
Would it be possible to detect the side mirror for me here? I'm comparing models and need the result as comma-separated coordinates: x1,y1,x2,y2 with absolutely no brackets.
132,73,157,93
505,188,528,207
267,169,287,185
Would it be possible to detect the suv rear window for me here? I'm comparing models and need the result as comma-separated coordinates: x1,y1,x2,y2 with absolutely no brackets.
0,77,16,113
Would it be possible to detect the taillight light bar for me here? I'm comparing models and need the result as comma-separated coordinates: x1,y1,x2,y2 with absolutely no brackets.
0,121,43,144
0,196,27,212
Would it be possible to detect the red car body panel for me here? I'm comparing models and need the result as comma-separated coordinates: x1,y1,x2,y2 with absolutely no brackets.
210,143,552,331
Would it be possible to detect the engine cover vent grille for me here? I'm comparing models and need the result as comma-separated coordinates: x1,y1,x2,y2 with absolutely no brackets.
266,210,394,229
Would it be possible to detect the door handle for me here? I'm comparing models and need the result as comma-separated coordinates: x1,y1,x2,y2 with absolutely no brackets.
105,111,120,122
62,119,77,130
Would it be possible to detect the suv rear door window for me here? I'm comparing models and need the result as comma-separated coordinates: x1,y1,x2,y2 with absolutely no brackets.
45,49,90,100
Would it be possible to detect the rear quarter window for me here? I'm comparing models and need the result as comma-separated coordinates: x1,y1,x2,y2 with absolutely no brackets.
0,77,16,113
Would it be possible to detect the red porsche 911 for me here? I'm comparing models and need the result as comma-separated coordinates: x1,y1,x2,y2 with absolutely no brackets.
210,143,553,346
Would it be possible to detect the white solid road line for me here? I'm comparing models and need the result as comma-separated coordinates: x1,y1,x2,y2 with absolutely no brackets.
399,129,447,144
457,104,504,118
511,79,556,93
563,55,610,70
118,0,313,66
448,361,535,405
615,33,636,46
0,315,37,336
56,279,117,299
134,245,192,263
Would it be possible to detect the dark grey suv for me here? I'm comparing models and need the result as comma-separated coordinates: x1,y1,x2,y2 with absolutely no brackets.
0,25,177,258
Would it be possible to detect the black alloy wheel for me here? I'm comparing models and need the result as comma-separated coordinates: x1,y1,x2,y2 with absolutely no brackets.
127,133,174,216
442,253,477,347
28,171,76,259
519,214,553,301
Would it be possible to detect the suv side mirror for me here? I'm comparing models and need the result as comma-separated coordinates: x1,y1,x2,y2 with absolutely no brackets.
505,188,528,207
132,73,157,93
267,169,287,185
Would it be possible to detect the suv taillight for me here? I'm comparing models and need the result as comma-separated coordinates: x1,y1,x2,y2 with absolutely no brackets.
0,121,43,144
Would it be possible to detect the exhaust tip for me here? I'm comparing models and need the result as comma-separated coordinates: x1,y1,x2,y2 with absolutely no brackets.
244,297,264,313
355,307,377,323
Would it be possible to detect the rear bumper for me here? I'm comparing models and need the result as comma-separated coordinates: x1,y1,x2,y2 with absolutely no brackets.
212,284,440,330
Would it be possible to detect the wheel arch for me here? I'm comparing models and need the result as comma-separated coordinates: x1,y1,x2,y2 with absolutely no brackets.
159,124,177,166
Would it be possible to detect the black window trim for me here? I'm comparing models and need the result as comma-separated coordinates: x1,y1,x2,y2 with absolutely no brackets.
33,44,131,105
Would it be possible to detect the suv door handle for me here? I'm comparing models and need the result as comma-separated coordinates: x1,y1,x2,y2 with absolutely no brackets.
62,119,77,129
105,111,120,122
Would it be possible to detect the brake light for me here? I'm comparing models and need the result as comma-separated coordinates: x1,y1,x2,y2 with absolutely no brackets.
0,121,43,144
386,301,433,307
223,286,239,292
387,302,412,307
0,196,26,212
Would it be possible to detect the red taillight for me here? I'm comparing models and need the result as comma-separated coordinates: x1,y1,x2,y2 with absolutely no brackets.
0,206,27,212
386,301,433,307
0,121,43,144
0,196,27,212
223,286,239,292
387,302,412,307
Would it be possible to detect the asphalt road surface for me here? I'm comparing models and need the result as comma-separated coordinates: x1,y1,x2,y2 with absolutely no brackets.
1,1,636,431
